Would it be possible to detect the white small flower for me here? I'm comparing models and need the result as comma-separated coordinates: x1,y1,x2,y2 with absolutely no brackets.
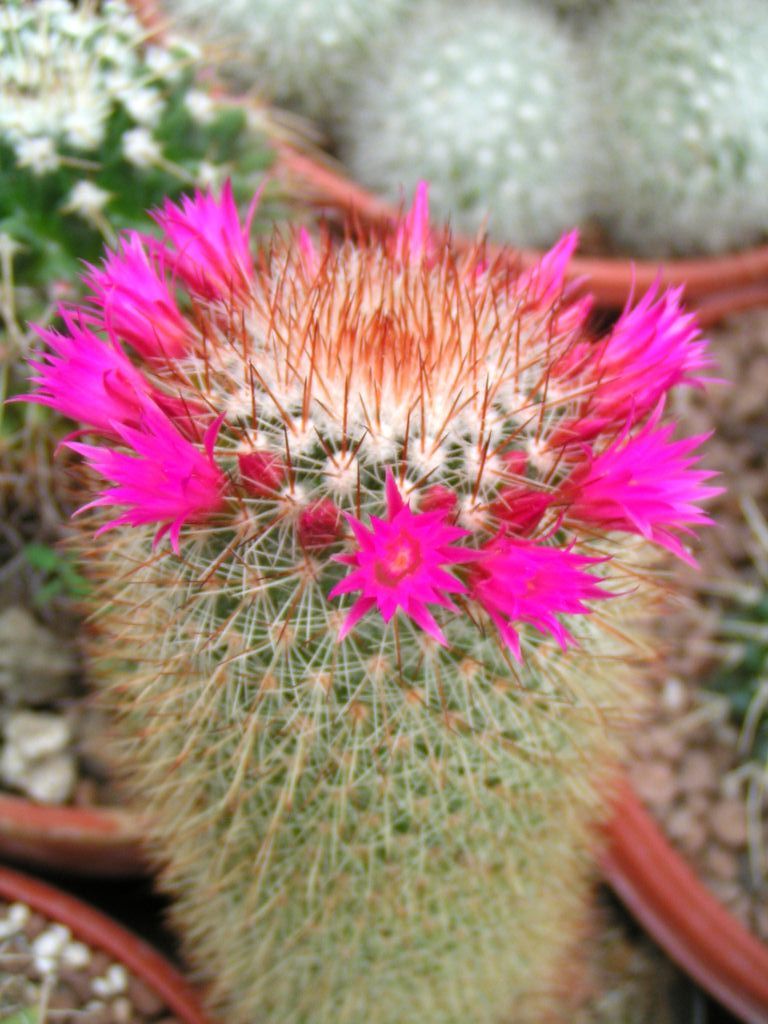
14,136,59,175
97,33,134,67
167,35,202,62
122,86,164,126
64,181,111,219
64,106,108,150
184,89,215,124
195,161,221,189
144,44,182,82
122,127,161,168
37,0,70,17
104,68,135,98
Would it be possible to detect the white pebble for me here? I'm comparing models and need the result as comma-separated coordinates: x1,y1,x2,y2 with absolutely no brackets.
4,711,71,761
112,995,133,1022
93,962,128,997
32,924,70,959
661,677,687,712
62,940,91,968
8,904,29,926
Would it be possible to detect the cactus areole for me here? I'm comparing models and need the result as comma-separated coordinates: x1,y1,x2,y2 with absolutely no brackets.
24,181,719,1022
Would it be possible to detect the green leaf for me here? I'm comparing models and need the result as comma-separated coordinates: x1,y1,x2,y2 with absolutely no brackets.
1,1008,39,1024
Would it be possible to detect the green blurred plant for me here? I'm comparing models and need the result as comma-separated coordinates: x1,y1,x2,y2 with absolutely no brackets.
0,0,280,533
21,543,90,607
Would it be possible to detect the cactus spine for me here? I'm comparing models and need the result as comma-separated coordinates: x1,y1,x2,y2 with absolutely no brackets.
30,186,717,1022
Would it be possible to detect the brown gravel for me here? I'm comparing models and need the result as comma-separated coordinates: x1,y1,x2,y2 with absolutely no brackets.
0,898,181,1023
627,307,768,941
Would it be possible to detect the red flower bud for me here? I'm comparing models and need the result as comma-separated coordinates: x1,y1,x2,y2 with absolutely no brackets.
419,484,457,516
238,450,285,497
298,498,341,550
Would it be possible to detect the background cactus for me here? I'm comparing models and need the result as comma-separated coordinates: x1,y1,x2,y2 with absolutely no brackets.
162,0,413,125
28,186,717,1022
339,1,594,248
588,0,768,256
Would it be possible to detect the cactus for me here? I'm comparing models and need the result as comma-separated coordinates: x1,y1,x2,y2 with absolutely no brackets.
0,0,278,529
589,0,768,256
339,1,593,248
162,0,413,124
25,183,718,1022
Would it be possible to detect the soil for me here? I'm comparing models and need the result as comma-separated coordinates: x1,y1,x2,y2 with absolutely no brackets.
627,307,768,941
0,897,179,1024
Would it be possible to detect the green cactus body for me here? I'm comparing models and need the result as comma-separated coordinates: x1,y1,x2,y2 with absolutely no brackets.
339,1,594,248
32,190,716,1021
92,531,637,1021
589,0,768,256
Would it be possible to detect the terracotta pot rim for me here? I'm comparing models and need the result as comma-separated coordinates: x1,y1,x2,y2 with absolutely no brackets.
272,147,768,319
0,862,215,1024
602,774,768,1024
0,793,147,877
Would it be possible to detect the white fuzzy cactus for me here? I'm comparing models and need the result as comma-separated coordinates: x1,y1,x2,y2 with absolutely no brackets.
339,1,594,249
589,0,768,256
162,0,413,123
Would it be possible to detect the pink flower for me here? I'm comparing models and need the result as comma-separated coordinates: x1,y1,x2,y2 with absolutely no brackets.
586,285,713,426
329,471,474,644
393,181,434,265
513,231,592,334
298,227,320,277
26,308,152,434
152,180,257,301
68,403,226,552
84,232,189,360
563,410,721,565
469,536,609,660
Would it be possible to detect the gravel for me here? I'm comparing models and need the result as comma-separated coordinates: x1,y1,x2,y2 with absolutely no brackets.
628,307,768,941
0,898,180,1023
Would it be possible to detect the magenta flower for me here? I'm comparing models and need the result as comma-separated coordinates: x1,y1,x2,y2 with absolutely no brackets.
469,536,609,660
563,411,722,565
152,180,258,301
392,181,434,265
329,471,474,644
68,403,226,552
27,308,152,434
513,231,592,334
84,232,189,360
586,285,713,426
